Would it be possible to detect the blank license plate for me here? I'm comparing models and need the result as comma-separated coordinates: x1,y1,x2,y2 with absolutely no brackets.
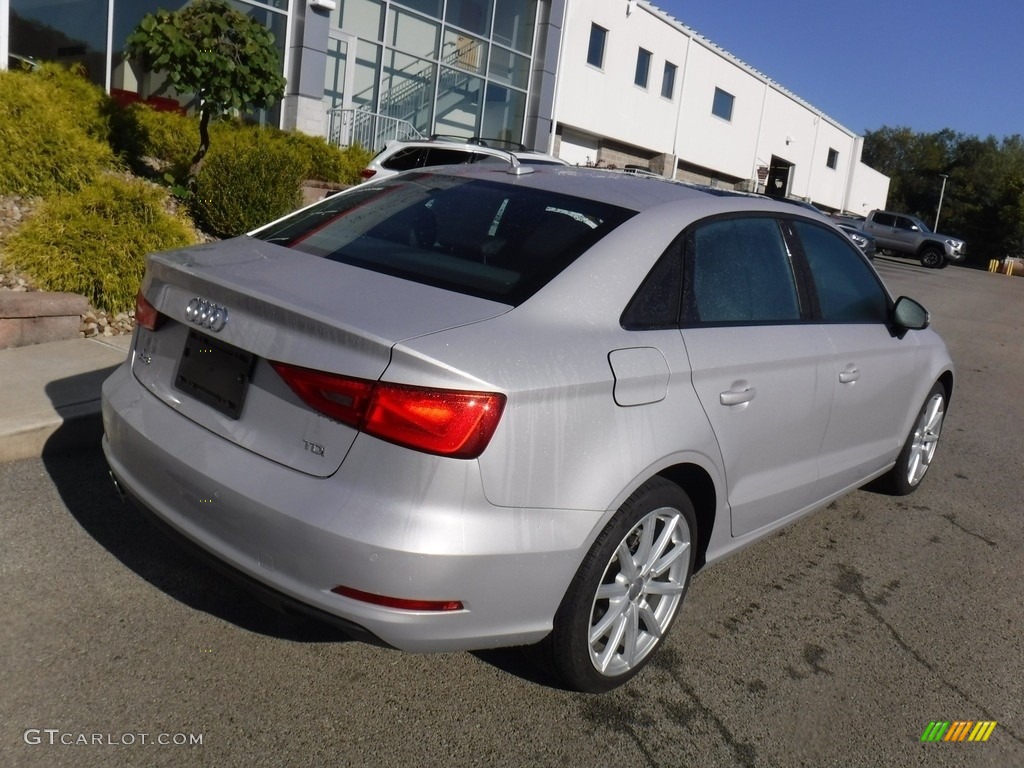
174,330,254,420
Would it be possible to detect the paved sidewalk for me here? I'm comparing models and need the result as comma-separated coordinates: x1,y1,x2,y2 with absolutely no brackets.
0,335,132,462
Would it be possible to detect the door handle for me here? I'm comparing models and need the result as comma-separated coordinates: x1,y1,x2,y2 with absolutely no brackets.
720,386,756,406
839,366,860,384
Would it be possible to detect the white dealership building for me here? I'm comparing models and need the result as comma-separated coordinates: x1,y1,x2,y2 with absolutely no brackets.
3,0,888,212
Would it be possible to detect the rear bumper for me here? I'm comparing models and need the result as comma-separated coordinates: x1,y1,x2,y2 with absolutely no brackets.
101,361,595,653
112,471,391,647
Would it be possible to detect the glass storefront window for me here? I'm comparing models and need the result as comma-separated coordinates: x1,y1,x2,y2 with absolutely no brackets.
442,28,486,77
444,0,491,38
352,41,382,110
380,50,435,134
324,0,534,142
388,7,440,59
338,0,385,42
324,37,348,109
493,0,536,54
10,0,109,85
488,46,528,89
392,0,441,17
481,83,525,144
436,66,482,137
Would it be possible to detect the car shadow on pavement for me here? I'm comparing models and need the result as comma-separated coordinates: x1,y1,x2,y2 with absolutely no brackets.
41,370,352,645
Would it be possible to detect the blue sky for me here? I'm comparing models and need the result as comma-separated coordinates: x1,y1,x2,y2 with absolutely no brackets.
651,0,1024,140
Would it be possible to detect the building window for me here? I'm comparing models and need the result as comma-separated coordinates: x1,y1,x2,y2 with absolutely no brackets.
587,23,607,68
712,87,734,121
661,61,677,99
445,0,492,37
634,48,651,88
826,148,839,169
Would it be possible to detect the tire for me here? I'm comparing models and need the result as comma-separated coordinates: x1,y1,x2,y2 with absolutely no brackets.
873,382,947,496
919,246,944,269
542,477,697,693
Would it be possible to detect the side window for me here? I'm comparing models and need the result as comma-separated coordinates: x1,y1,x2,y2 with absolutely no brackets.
872,212,894,227
424,148,475,166
383,147,427,171
895,216,916,231
685,217,800,324
794,221,889,323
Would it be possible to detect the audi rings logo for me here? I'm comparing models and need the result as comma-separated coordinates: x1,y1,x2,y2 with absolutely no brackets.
185,297,229,332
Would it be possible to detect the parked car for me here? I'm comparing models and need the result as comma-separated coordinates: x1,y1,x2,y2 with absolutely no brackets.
861,210,966,268
361,135,567,181
102,164,953,693
7,52,40,71
835,222,877,259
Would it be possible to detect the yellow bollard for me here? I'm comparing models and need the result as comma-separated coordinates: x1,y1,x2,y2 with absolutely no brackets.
989,259,999,272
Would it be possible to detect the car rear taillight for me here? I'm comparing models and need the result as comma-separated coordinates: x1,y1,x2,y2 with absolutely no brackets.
331,585,463,612
270,362,505,459
360,168,377,180
135,289,165,331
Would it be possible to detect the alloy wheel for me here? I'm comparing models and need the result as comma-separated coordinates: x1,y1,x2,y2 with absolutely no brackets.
906,392,945,486
588,505,691,676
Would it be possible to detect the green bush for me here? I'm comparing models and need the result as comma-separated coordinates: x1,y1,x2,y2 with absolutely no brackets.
36,62,112,143
4,174,198,312
110,103,201,179
191,128,305,237
0,64,115,197
280,132,373,185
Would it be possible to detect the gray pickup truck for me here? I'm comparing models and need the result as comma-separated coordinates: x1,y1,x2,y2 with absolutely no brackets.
861,210,966,268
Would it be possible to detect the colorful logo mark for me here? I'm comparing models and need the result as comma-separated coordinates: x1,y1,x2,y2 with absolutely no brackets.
921,721,997,743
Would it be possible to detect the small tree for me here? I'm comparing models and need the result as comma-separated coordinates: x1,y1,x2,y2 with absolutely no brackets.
125,0,286,182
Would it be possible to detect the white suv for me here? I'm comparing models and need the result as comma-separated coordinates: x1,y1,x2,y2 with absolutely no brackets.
361,136,567,181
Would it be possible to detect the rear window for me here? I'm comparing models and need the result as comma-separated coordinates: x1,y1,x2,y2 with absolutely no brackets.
253,174,635,305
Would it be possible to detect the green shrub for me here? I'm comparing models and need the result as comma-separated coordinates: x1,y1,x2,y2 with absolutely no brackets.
192,128,305,237
280,132,373,185
0,65,115,197
36,62,112,143
4,174,198,312
110,103,201,179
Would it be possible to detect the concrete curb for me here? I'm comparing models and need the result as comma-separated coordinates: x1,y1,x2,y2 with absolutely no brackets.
0,335,132,462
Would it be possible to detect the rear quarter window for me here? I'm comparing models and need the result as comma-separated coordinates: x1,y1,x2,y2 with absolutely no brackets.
382,147,427,171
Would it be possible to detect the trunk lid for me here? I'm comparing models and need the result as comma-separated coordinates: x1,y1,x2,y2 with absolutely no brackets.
131,237,509,476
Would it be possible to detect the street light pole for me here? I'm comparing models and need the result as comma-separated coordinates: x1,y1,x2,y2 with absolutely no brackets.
934,174,949,231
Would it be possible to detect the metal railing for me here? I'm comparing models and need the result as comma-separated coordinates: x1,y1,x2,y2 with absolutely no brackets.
326,108,424,150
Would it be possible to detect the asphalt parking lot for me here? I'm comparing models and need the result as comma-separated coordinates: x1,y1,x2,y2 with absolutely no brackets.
2,256,1022,768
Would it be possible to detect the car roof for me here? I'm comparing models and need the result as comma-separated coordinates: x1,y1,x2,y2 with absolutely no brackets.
384,137,565,161
392,164,807,215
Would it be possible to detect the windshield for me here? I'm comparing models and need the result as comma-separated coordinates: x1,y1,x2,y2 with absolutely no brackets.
252,173,635,305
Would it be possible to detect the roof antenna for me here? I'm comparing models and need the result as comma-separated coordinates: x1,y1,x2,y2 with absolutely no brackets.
506,153,534,176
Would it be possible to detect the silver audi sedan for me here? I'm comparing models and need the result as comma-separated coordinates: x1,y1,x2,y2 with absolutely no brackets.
102,164,953,692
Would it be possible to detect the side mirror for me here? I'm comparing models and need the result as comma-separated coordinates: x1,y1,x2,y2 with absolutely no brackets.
893,295,929,331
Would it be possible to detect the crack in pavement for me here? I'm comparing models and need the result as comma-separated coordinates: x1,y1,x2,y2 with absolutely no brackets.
834,563,1022,746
